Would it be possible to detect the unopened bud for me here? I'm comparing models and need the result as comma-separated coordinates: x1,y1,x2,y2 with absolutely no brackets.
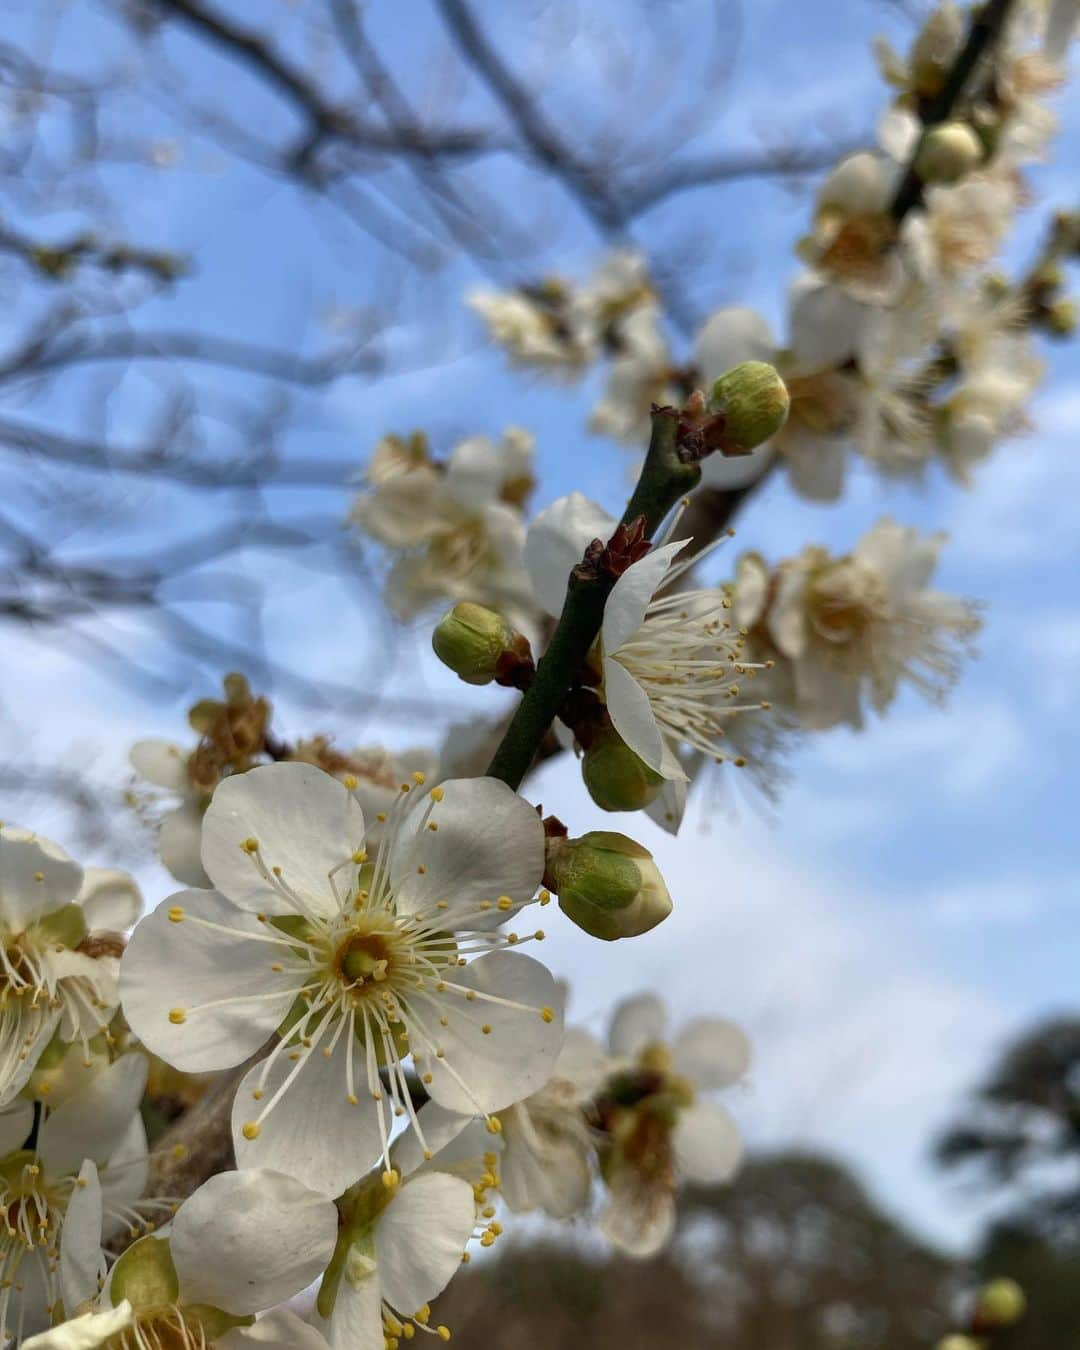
974,1277,1026,1328
915,121,983,183
546,831,672,941
1046,297,1077,337
582,728,664,812
432,603,516,685
709,361,789,452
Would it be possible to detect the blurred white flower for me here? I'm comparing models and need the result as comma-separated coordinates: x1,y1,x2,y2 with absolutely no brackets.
797,152,905,304
121,763,563,1197
595,993,749,1258
589,304,678,445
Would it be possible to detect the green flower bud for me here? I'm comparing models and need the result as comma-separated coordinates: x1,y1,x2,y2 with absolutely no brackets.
1046,297,1077,337
915,121,983,183
709,361,790,452
547,831,672,941
582,728,665,812
432,602,516,685
975,1277,1026,1327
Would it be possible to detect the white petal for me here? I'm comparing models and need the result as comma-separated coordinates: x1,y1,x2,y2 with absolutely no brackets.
673,1018,751,1089
767,563,810,658
390,1102,473,1179
0,826,83,930
0,1099,34,1155
321,1264,383,1350
77,869,142,932
220,1309,331,1350
201,763,364,920
673,1099,743,1184
524,493,616,617
608,993,666,1058
410,951,563,1116
733,552,769,629
443,435,507,504
499,1104,591,1219
554,1026,611,1095
391,777,544,926
700,441,775,490
38,1053,148,1175
877,106,920,161
23,1303,134,1350
788,273,866,369
645,777,688,835
0,1007,62,1107
375,1173,475,1312
695,305,775,380
61,1161,104,1313
600,1182,675,1258
121,890,297,1074
171,1169,337,1315
231,1032,382,1196
158,803,211,888
602,541,686,655
130,740,190,792
98,1116,149,1242
602,657,669,778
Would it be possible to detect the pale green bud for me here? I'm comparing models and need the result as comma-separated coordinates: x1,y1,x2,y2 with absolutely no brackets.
582,728,664,812
432,602,516,685
709,361,789,451
110,1236,181,1311
915,121,983,183
1046,297,1077,337
975,1277,1026,1327
547,831,672,941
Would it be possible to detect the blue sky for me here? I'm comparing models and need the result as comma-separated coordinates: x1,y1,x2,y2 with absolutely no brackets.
3,0,1079,1252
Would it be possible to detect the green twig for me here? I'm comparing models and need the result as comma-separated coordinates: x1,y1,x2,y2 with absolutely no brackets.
486,410,700,790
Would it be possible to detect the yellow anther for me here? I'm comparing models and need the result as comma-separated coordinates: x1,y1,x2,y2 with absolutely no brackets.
352,849,368,864
485,1116,502,1135
412,771,427,785
423,1149,433,1161
272,866,282,877
171,1144,188,1161
507,933,519,945
168,1008,186,1025
417,865,427,875
341,774,359,790
427,822,438,832
482,1205,495,1219
460,1252,470,1264
435,899,446,908
252,1088,264,1101
734,756,747,767
376,812,388,823
466,991,477,1002
496,896,512,911
540,1006,555,1023
534,929,546,940
538,888,551,905
402,1326,415,1341
241,1122,261,1140
416,1307,431,1324
422,1073,433,1085
167,906,185,923
241,837,259,854
382,1169,400,1190
481,1024,492,1035
436,1326,451,1341
270,962,284,973
347,1093,359,1105
429,787,444,802
490,1221,503,1236
33,872,44,882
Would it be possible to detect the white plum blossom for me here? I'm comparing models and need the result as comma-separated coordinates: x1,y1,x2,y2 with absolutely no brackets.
0,1053,149,1341
589,304,678,445
736,519,981,730
129,741,208,889
0,828,139,1106
314,1155,476,1349
33,1168,337,1350
350,428,537,630
796,152,905,305
594,993,749,1258
120,763,564,1197
525,494,768,790
467,285,591,372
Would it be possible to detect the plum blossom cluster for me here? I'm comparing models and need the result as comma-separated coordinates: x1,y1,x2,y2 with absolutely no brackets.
469,2,1079,500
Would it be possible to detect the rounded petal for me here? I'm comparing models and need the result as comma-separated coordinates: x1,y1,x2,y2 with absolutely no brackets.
121,890,297,1074
602,657,668,777
499,1104,591,1219
231,1032,382,1196
0,826,83,930
524,493,616,617
171,1169,337,1315
767,563,810,659
695,305,775,380
375,1173,475,1312
201,763,364,920
673,1018,751,1089
600,1182,675,1258
609,993,666,1058
788,273,866,369
553,1026,610,1096
390,778,544,925
645,777,689,836
444,435,508,505
158,803,210,889
602,541,686,655
320,1266,383,1350
673,1099,743,1184
38,1053,148,1175
99,1116,149,1242
391,1102,474,1179
23,1303,134,1350
130,740,190,792
77,869,142,933
0,1099,34,1155
61,1161,104,1313
220,1309,331,1350
733,552,770,630
410,951,564,1116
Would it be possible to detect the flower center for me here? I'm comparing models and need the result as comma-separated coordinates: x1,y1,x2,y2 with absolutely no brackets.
807,561,888,645
336,931,395,989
